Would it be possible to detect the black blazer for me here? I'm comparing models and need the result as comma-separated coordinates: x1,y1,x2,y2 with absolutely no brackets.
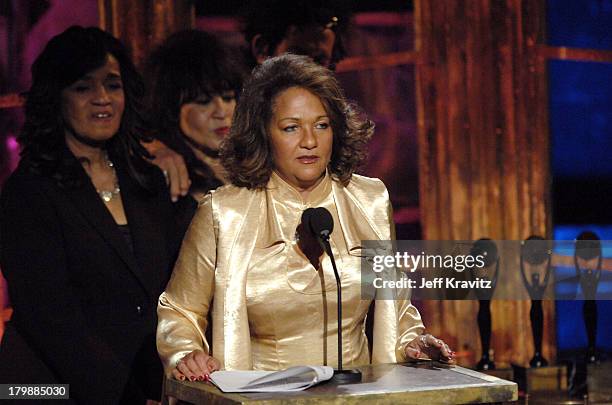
0,151,178,404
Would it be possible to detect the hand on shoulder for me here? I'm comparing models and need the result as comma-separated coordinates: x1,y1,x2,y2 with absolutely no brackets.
144,140,191,202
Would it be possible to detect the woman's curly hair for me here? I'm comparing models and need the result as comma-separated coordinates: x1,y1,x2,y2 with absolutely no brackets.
221,53,374,189
19,26,152,190
240,0,351,70
145,29,245,194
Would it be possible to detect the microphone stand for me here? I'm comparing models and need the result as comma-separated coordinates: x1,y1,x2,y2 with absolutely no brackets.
302,205,363,385
318,234,362,384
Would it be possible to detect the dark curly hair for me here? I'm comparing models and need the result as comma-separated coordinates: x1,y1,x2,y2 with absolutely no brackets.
145,30,245,193
241,0,351,70
221,53,374,189
19,26,153,190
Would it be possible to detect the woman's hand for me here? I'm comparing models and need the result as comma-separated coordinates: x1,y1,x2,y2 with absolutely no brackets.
173,350,221,382
405,334,456,364
144,140,191,202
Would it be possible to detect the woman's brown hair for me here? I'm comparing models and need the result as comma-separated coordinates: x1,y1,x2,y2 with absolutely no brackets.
221,53,374,188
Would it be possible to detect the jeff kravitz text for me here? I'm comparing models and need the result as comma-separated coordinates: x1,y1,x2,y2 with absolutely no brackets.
372,275,492,290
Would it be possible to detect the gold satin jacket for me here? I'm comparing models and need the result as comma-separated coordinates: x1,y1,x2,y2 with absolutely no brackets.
157,172,424,373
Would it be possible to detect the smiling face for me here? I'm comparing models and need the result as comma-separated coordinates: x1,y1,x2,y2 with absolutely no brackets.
179,90,236,152
61,54,125,144
268,86,333,195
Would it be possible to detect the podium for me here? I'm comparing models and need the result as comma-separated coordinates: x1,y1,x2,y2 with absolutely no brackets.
162,363,518,404
587,362,612,403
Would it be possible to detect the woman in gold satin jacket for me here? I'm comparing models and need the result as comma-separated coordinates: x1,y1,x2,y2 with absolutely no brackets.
157,54,455,381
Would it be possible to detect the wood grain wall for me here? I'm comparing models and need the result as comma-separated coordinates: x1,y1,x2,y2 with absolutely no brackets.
414,0,554,367
98,0,194,66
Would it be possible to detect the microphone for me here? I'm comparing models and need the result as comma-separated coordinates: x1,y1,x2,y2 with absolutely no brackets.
301,207,361,383
300,208,316,236
307,207,334,241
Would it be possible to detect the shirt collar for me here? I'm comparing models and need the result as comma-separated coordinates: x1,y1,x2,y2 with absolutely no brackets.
268,170,332,208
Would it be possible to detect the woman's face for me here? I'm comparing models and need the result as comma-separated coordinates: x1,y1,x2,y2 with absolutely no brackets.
61,54,125,143
179,91,236,152
268,86,333,193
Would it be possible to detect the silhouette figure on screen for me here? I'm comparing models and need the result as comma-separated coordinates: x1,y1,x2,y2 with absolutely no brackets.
574,231,602,364
520,235,552,368
469,238,499,371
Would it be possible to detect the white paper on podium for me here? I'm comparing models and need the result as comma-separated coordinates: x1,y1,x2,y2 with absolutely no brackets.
210,365,334,393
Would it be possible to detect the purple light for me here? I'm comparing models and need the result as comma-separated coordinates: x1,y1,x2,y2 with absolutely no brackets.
7,136,19,152
5,135,21,174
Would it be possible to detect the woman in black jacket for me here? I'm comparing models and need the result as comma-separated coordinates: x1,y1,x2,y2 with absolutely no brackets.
0,26,177,404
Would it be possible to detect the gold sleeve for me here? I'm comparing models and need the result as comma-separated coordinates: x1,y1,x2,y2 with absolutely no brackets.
394,299,425,362
157,195,216,375
388,196,425,362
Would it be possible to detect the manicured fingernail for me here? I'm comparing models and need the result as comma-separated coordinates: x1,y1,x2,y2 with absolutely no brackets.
189,376,197,382
204,374,210,382
198,376,205,381
179,375,186,381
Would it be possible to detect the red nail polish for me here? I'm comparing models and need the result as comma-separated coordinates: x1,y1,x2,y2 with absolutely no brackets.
198,376,205,381
179,375,185,381
204,374,210,382
190,376,197,382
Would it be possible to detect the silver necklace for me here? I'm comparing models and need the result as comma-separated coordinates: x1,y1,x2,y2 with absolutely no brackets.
97,153,120,203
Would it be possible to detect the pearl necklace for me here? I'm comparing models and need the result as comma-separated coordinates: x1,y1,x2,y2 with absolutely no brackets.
97,153,121,203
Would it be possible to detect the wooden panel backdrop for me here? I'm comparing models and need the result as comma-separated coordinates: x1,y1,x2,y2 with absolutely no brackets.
414,0,554,367
98,0,194,66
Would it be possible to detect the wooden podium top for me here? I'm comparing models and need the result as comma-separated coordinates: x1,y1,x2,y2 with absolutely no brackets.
162,362,518,404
